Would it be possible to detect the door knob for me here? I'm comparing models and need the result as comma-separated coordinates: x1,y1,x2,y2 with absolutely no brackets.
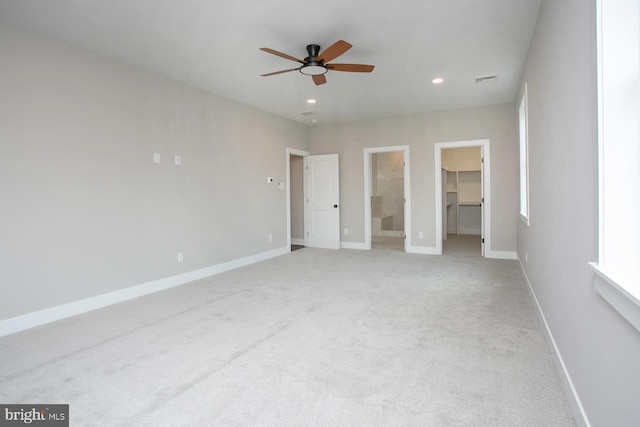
333,204,338,208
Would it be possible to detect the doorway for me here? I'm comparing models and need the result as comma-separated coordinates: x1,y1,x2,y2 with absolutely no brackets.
364,146,411,251
287,149,341,251
286,148,310,251
442,147,482,256
435,140,490,257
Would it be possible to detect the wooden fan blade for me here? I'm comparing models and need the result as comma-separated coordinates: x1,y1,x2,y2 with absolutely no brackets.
261,68,300,77
327,63,375,73
259,48,305,64
317,40,352,63
312,74,327,85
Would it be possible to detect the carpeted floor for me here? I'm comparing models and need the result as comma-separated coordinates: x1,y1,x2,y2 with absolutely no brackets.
372,234,482,256
0,245,575,426
443,234,482,257
372,235,405,251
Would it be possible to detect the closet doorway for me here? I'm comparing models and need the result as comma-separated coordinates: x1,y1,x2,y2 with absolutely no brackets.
364,146,411,252
435,140,490,257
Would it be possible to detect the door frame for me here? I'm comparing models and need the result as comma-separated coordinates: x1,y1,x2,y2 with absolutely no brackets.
363,145,411,251
434,139,490,256
286,148,311,250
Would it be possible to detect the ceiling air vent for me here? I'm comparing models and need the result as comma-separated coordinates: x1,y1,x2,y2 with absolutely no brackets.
300,111,316,116
475,74,498,83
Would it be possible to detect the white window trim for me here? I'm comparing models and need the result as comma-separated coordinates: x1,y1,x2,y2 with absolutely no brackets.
590,263,640,332
518,83,530,227
592,0,640,332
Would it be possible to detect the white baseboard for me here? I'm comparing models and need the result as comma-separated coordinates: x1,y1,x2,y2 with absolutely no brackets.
340,243,442,255
518,260,590,427
0,246,289,337
291,238,305,246
407,245,440,255
485,250,518,260
341,241,368,250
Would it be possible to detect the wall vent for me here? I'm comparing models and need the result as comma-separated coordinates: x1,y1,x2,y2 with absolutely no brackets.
475,74,498,83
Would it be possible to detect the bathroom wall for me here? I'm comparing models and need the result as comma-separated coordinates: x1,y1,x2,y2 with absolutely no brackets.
371,152,404,234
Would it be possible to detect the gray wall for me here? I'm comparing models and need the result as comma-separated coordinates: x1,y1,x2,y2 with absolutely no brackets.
0,24,310,320
518,0,640,425
310,104,517,252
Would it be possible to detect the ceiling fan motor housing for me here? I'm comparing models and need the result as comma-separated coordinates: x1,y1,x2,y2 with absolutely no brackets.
301,44,327,75
306,44,321,60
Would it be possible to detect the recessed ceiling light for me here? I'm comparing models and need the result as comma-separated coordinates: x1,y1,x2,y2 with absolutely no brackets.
307,99,317,104
432,78,444,85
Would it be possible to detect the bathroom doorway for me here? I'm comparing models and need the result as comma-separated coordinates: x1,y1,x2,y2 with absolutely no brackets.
364,146,411,252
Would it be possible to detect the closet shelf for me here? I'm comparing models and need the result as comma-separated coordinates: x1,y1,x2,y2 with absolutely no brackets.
444,168,481,236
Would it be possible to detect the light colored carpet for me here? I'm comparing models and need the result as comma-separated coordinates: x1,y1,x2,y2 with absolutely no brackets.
372,235,405,252
0,247,575,426
443,234,482,257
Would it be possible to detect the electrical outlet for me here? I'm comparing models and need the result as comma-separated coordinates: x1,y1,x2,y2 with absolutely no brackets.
525,253,528,263
268,234,273,243
418,231,424,239
344,228,349,235
175,155,181,165
153,153,160,164
177,252,184,263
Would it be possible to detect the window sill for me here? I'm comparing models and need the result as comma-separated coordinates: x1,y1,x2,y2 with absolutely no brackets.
589,262,640,332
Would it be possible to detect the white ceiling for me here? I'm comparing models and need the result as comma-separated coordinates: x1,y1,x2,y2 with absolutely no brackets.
0,0,542,125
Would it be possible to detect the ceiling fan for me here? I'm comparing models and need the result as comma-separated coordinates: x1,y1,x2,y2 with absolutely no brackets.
259,40,374,86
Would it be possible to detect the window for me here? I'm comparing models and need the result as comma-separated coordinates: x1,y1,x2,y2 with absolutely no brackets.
591,0,640,330
518,84,530,225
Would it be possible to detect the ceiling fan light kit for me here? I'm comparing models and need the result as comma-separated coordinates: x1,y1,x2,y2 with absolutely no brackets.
299,65,327,76
260,40,374,85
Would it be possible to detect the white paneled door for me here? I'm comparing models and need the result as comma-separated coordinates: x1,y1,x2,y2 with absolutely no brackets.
304,154,340,249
